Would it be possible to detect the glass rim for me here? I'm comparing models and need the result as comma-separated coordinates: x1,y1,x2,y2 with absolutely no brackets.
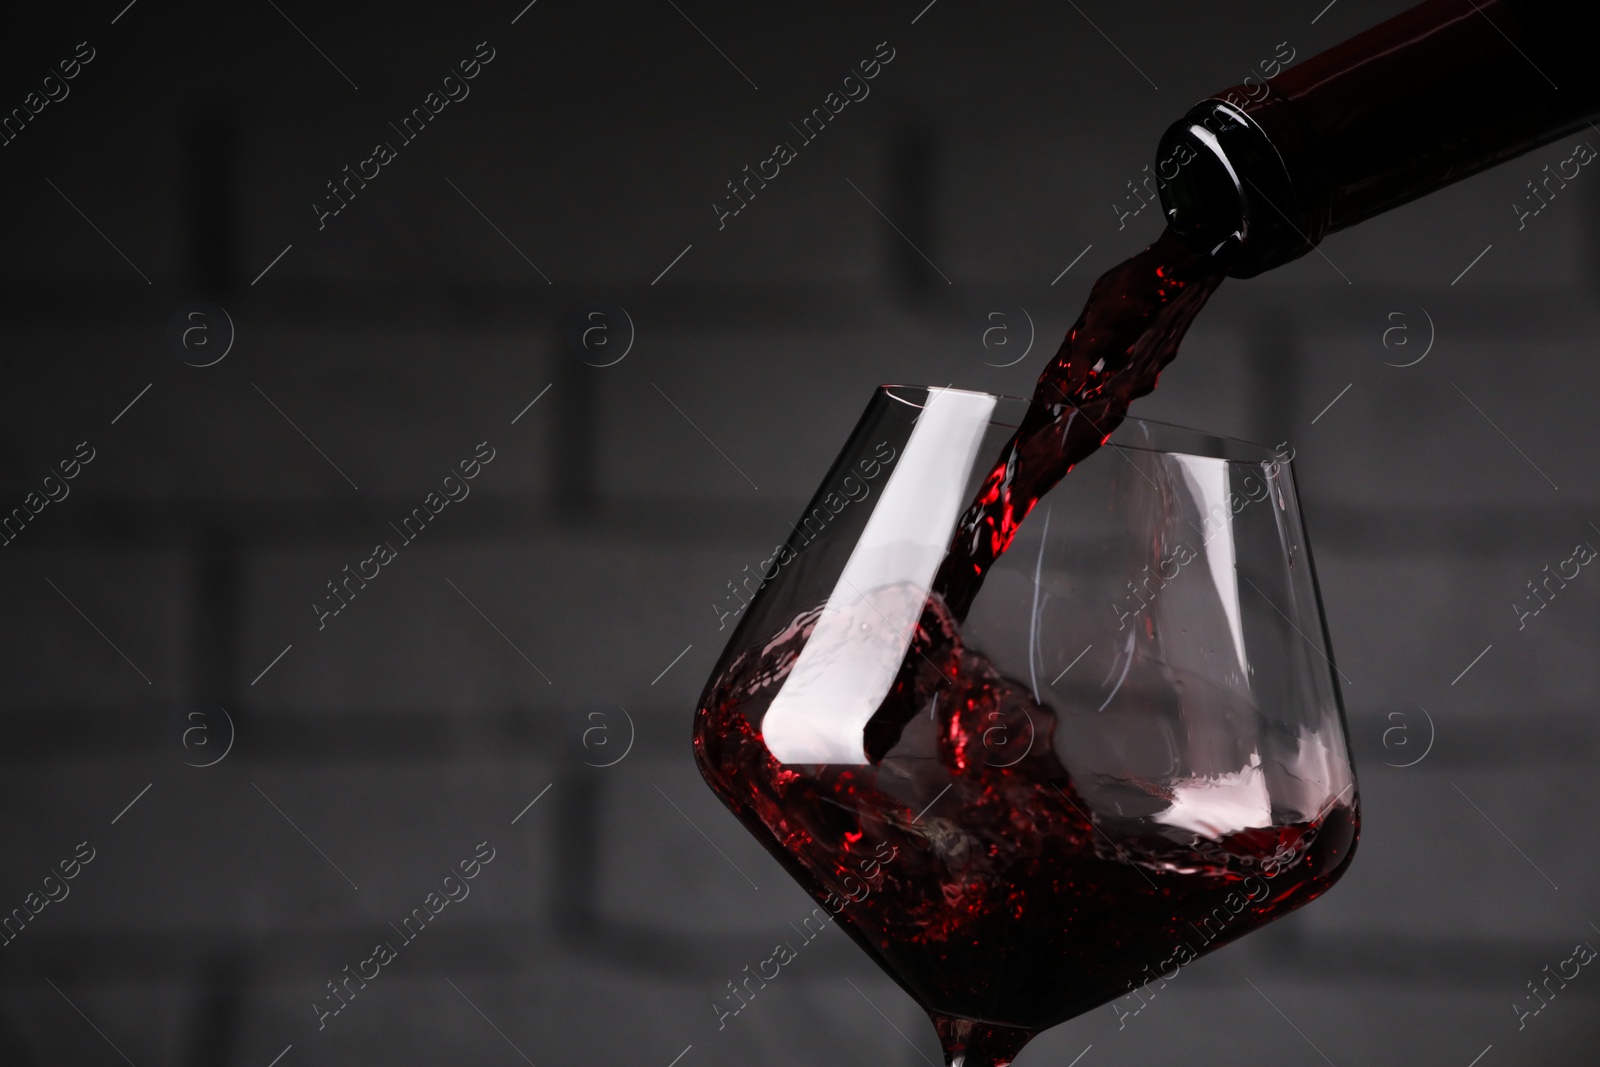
880,384,1286,465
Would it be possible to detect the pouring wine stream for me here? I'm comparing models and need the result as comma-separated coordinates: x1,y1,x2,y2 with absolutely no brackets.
933,228,1225,618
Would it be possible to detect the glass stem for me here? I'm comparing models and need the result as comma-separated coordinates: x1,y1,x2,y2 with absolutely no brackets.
930,1014,1035,1067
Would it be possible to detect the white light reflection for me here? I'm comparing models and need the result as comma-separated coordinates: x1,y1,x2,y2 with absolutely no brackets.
762,388,997,764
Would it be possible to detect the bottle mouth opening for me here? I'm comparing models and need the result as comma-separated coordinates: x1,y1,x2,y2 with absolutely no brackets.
1156,98,1308,277
1157,121,1248,258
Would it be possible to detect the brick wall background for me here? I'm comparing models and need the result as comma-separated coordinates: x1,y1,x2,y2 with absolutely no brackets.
1,1,1596,1065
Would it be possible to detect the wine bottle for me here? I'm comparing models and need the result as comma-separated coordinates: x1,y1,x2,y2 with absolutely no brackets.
1157,0,1600,275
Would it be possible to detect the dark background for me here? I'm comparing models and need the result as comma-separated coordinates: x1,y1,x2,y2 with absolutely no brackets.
1,1,1596,1064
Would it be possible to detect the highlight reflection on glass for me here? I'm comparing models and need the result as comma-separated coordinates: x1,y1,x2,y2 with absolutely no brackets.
695,386,1359,1067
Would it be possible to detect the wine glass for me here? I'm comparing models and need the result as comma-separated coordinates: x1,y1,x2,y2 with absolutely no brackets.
693,385,1359,1066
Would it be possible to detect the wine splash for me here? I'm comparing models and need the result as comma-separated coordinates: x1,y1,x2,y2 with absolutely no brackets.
696,593,1356,1059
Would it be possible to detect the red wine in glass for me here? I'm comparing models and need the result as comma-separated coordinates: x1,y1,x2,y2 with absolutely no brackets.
698,590,1356,1066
